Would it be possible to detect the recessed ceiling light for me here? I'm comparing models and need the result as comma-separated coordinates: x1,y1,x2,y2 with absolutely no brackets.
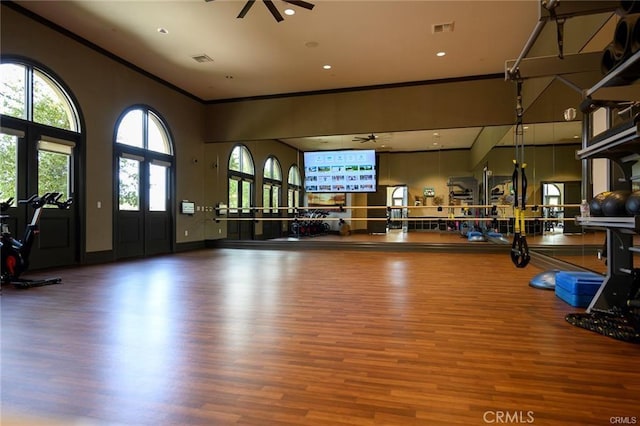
433,132,440,136
157,27,169,34
323,64,332,70
433,142,438,146
284,8,295,15
573,135,580,139
436,51,446,57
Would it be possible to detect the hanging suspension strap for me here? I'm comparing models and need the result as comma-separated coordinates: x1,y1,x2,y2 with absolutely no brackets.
510,77,530,268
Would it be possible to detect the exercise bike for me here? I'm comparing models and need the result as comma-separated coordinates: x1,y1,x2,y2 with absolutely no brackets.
1,192,73,289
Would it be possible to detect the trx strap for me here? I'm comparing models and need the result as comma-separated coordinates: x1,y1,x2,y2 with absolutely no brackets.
510,77,530,268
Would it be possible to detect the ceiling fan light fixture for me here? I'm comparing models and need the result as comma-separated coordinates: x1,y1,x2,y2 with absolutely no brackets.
284,8,295,15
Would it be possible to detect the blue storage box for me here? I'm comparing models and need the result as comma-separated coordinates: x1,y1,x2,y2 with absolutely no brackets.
554,271,604,307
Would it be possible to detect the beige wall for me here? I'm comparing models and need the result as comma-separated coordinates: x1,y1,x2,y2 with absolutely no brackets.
204,78,516,143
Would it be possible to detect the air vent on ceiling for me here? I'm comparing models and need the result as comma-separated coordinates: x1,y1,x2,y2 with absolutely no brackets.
432,21,455,34
191,54,214,63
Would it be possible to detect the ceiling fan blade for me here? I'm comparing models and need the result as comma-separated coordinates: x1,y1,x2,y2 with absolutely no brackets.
282,0,315,10
263,0,284,22
237,0,256,18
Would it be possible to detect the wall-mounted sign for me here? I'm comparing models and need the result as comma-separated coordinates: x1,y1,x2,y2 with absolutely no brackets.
423,187,435,197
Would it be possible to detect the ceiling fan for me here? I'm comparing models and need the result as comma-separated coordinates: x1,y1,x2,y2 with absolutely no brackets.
353,134,378,143
206,0,315,23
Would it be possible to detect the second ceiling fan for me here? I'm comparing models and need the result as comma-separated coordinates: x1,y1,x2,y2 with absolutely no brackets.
353,134,378,143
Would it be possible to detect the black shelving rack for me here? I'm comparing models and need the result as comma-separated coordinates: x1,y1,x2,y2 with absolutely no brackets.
575,49,640,319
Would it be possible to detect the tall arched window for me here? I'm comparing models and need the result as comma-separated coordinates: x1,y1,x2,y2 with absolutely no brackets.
0,59,81,270
263,156,282,213
288,164,302,213
228,144,254,214
114,106,174,258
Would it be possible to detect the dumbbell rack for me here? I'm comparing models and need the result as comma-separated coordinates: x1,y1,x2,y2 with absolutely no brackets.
575,48,640,316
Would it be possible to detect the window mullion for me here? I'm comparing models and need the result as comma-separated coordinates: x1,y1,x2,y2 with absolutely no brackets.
25,65,33,122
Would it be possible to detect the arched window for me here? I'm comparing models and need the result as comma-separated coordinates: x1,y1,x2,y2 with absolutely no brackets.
114,106,174,258
228,145,254,214
288,164,302,213
0,59,81,270
1,62,80,132
263,156,282,213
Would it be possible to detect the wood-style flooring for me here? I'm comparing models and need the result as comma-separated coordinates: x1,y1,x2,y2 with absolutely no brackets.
2,246,639,425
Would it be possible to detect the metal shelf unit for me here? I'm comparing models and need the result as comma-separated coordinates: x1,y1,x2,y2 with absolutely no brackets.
578,49,640,315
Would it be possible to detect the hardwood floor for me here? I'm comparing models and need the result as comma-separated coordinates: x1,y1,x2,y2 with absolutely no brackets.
2,248,639,425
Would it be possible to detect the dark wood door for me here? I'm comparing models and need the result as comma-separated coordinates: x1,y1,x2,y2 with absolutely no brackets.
115,155,173,259
367,185,388,234
29,130,78,270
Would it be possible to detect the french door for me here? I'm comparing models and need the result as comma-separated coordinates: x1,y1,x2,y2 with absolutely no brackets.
0,122,78,270
115,150,173,258
227,177,254,240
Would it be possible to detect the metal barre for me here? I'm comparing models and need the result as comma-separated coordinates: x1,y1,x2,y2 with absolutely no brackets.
214,203,581,212
212,217,581,222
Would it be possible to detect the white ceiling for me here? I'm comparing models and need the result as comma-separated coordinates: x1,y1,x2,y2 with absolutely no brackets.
13,0,601,151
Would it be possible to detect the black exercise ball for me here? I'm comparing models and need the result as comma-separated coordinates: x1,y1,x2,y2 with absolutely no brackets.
626,191,640,215
602,190,632,217
589,192,610,217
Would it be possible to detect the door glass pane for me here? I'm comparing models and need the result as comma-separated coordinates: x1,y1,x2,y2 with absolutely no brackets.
229,178,239,213
272,187,279,213
0,133,18,205
288,165,301,186
241,181,251,213
264,158,272,178
229,147,241,172
119,157,140,211
241,149,254,175
33,69,75,131
148,113,171,154
116,109,144,148
263,184,270,213
0,63,26,119
38,143,71,203
149,163,167,211
288,189,293,213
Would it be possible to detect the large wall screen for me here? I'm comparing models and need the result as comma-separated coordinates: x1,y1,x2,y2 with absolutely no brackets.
303,149,377,193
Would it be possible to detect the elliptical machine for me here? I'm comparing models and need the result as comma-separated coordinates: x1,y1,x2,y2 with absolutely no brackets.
1,192,73,288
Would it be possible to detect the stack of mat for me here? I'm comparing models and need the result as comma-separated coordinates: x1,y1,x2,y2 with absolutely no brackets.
555,271,605,308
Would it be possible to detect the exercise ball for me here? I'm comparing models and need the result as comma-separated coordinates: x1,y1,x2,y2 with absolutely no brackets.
626,191,640,215
589,192,610,217
602,190,632,217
